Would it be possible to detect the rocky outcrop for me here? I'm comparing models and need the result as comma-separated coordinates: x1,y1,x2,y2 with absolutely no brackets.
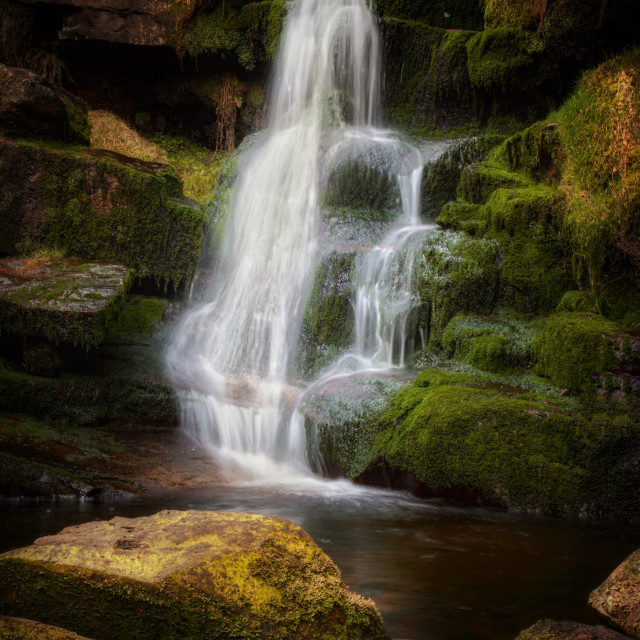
590,549,640,640
0,137,202,287
0,257,131,350
0,510,390,640
516,619,631,640
0,615,95,640
0,64,90,143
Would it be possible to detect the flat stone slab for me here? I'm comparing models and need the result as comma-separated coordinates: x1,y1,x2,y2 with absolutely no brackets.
0,258,131,347
590,548,640,639
0,509,389,640
0,615,95,639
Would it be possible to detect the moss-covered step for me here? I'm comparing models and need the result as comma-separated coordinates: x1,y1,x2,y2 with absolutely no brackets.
590,548,640,639
350,369,640,520
0,615,95,640
0,138,202,287
0,257,131,349
515,620,630,640
0,510,390,640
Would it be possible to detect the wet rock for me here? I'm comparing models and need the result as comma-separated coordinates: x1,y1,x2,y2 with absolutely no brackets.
590,548,640,639
0,138,202,286
0,257,131,349
0,510,390,640
0,64,90,143
0,615,95,639
516,619,631,640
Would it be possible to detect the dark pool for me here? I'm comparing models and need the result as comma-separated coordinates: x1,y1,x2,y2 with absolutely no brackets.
1,481,637,640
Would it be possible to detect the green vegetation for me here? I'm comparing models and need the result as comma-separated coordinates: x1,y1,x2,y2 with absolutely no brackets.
111,296,169,336
556,49,640,299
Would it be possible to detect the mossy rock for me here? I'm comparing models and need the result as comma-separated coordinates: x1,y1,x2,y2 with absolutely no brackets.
0,139,202,288
0,615,95,640
111,296,169,336
0,258,132,349
457,161,532,205
359,369,640,519
380,18,479,136
441,313,537,372
531,313,623,391
421,134,505,217
298,252,355,377
466,27,544,92
0,510,389,640
419,231,501,344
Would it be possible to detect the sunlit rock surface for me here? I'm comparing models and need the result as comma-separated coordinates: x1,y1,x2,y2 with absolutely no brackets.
590,548,640,640
0,510,389,640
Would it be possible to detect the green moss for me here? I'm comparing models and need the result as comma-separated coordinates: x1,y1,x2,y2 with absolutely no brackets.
442,314,537,372
374,0,484,29
422,134,505,217
364,369,640,518
555,49,640,297
483,0,538,29
466,27,544,91
183,2,286,69
419,231,501,344
457,161,532,204
111,296,169,336
531,312,622,391
9,142,204,288
0,512,388,640
298,253,355,377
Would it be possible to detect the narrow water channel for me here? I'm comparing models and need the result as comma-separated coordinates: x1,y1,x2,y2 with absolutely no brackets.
2,485,637,640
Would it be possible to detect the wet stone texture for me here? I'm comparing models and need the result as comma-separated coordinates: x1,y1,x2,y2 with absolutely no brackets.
0,257,131,349
516,619,632,640
590,548,640,640
0,509,390,640
0,615,95,639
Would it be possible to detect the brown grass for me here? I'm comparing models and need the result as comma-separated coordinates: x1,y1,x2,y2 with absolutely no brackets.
89,110,168,163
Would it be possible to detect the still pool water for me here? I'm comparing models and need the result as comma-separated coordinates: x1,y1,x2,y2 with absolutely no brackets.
1,481,637,640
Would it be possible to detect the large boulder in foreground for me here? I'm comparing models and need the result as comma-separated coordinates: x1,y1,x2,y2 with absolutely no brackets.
516,619,631,640
0,615,94,639
590,548,640,639
0,510,389,640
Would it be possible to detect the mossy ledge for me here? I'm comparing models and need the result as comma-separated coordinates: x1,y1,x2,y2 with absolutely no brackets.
0,138,203,289
0,510,390,640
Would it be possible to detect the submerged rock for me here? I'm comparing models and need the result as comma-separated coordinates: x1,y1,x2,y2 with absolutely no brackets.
0,510,389,640
590,548,640,640
516,619,631,640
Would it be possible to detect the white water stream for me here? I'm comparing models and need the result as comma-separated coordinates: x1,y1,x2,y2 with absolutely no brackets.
166,0,442,481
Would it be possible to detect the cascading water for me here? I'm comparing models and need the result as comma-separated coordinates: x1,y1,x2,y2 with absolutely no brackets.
166,0,384,480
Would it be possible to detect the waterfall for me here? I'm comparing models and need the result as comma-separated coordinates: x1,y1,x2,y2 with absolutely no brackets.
166,0,383,480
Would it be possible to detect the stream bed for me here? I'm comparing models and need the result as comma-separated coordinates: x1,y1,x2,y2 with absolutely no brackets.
2,482,637,640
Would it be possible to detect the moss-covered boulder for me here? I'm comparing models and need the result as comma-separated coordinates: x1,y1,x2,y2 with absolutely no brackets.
0,64,90,144
589,548,640,639
531,313,624,391
347,369,640,519
515,619,630,640
0,616,95,640
0,510,389,640
0,138,202,287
